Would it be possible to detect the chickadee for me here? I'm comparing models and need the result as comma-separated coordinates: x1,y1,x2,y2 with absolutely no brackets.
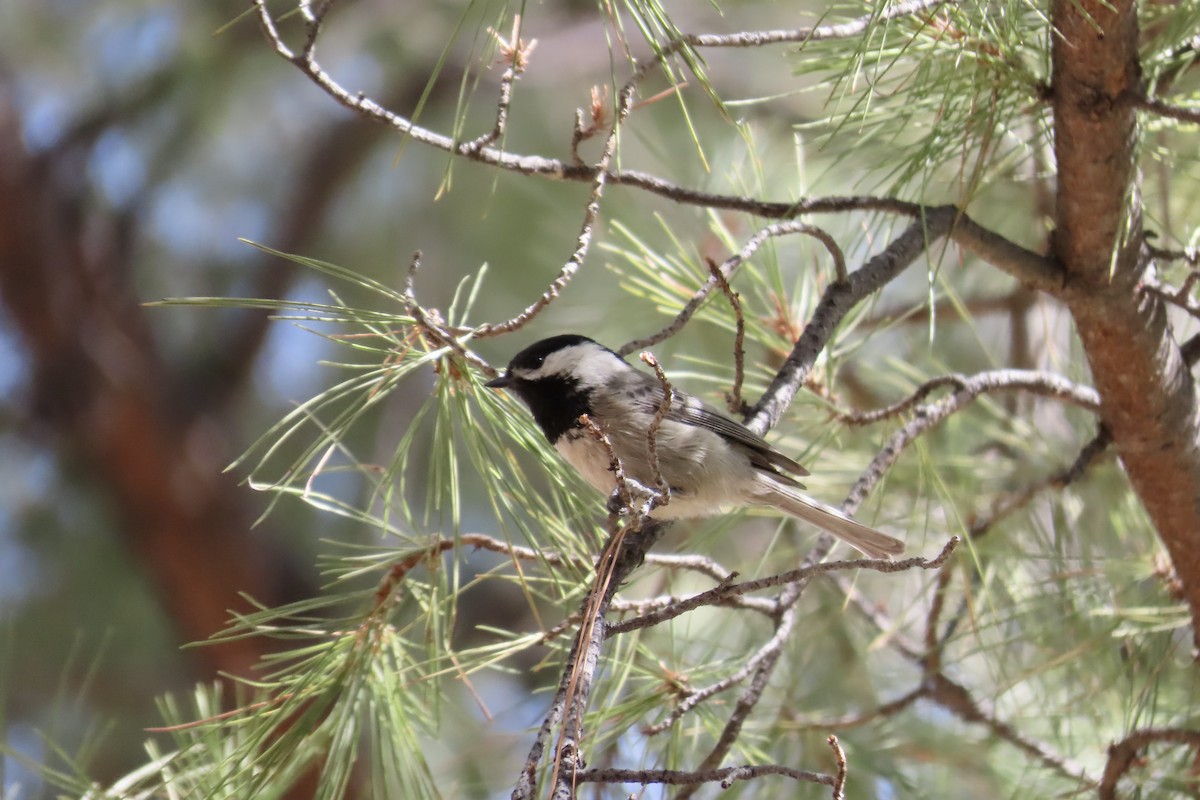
486,334,904,559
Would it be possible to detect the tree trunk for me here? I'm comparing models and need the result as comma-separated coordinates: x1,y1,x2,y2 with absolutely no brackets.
1052,0,1200,648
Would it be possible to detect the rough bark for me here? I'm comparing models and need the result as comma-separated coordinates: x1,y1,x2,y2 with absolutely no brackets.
1052,0,1200,648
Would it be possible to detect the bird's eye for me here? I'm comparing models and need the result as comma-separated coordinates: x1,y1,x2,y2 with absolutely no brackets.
532,356,545,367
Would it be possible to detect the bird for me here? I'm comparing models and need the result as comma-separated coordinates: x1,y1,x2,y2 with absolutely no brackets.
485,334,904,559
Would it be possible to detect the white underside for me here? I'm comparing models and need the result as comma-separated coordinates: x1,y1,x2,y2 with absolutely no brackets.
553,431,904,558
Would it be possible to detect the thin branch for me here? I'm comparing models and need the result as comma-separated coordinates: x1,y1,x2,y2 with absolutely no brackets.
618,220,851,356
806,224,849,283
606,538,959,637
250,5,1061,302
834,374,972,426
470,64,631,339
610,591,776,617
578,413,634,513
1141,273,1200,321
784,687,926,731
967,425,1112,537
746,212,954,435
638,351,674,507
401,251,497,376
924,673,1095,786
575,763,834,789
827,736,848,800
1135,93,1200,125
642,608,798,736
705,257,748,414
639,552,734,583
681,0,949,48
1098,727,1200,800
676,593,801,800
461,16,535,154
845,370,1100,512
1147,244,1200,267
837,369,1099,429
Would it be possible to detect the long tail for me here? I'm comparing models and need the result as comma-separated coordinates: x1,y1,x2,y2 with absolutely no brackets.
755,476,904,559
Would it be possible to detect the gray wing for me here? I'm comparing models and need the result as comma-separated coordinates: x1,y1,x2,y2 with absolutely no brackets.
626,380,811,482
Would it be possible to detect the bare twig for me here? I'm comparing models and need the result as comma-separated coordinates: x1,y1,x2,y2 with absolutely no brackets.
470,72,629,339
400,251,498,376
577,413,635,513
805,224,849,284
784,687,925,731
829,570,1098,787
575,763,835,789
681,0,948,48
845,370,1100,512
967,425,1112,537
462,16,536,154
610,591,776,617
571,85,610,164
745,213,953,435
827,736,847,800
836,369,1102,515
1141,273,1200,321
1135,93,1200,125
638,351,674,509
639,552,734,583
703,257,748,414
250,4,1061,299
1147,244,1200,267
619,221,855,357
609,538,959,638
923,673,1095,786
1098,727,1200,800
834,374,971,426
351,530,742,584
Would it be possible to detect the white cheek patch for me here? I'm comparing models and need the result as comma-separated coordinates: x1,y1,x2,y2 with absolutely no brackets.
568,347,631,389
517,343,626,384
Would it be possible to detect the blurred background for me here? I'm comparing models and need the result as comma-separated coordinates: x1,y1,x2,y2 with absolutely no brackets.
0,0,774,791
0,0,621,790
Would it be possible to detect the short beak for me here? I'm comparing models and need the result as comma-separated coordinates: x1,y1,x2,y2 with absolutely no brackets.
485,373,512,389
